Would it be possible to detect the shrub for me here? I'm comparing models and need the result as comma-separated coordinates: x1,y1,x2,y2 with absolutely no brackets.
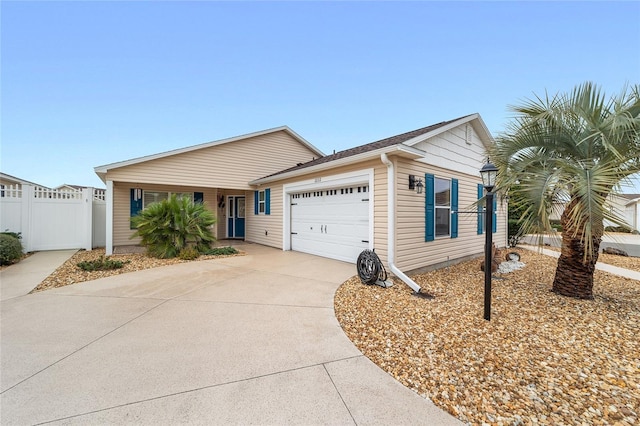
77,256,129,271
550,220,563,232
605,225,631,233
178,247,200,260
0,233,23,265
131,194,216,259
508,219,523,247
202,246,238,256
1,231,22,240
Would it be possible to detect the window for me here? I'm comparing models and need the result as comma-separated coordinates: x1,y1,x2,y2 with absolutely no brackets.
435,178,451,237
143,191,169,208
131,189,204,229
253,188,271,215
425,174,458,241
174,192,194,203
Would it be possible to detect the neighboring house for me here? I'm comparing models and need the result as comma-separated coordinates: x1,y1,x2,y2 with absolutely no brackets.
623,194,640,232
0,172,48,188
550,192,639,231
95,114,507,281
54,184,87,191
0,172,48,197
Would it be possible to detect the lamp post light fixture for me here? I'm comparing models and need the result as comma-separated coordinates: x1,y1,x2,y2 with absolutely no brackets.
480,160,499,321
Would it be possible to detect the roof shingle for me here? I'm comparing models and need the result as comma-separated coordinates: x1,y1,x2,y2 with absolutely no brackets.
261,116,466,179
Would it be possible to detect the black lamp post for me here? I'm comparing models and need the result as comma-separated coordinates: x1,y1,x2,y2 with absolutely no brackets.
480,160,498,321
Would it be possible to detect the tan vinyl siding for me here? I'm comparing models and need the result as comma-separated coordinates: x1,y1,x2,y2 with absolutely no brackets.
113,183,218,246
245,186,283,248
394,157,507,272
106,131,318,189
373,162,388,264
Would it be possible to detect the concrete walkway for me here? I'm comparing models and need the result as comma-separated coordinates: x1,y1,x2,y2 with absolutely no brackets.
0,250,77,301
0,243,460,425
520,245,640,280
521,233,640,257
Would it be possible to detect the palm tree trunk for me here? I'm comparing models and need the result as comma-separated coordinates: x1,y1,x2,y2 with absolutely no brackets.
552,200,602,299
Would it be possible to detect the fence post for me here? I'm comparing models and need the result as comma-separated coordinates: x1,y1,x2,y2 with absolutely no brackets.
20,185,33,252
83,188,93,251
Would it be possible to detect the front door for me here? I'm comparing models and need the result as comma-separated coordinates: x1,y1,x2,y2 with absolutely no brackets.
227,196,245,238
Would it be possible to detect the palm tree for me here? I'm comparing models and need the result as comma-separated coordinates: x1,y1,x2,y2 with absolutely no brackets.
491,82,640,299
131,194,216,258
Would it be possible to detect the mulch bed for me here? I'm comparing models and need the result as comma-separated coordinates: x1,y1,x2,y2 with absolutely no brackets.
30,248,244,293
334,248,639,425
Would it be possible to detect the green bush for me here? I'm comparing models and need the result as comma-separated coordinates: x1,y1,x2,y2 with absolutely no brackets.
77,256,129,271
1,231,22,240
508,219,524,247
550,220,563,232
605,225,631,233
0,233,23,265
131,194,216,259
202,246,238,256
178,247,200,260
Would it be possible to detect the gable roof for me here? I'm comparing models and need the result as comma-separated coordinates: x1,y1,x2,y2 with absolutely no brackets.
0,172,48,188
623,194,640,205
621,193,640,200
251,113,492,185
94,126,324,181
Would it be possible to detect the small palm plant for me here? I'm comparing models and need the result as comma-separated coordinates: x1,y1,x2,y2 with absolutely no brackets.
131,195,216,258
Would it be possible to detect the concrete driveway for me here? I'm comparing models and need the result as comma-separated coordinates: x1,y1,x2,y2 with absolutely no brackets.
0,243,459,425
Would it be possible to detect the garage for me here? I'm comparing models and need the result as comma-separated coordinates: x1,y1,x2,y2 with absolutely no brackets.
290,184,370,263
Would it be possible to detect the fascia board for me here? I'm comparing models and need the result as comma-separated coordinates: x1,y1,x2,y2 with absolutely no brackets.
249,144,425,186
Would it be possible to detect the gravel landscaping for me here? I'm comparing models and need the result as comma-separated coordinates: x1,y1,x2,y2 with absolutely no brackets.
31,247,244,293
334,249,639,426
535,245,640,273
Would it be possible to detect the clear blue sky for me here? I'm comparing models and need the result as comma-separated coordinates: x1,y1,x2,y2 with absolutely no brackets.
2,1,639,191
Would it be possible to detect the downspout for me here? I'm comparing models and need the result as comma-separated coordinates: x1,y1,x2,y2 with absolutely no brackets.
380,153,422,293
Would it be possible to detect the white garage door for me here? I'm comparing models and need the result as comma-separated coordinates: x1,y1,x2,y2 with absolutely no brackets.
291,184,370,263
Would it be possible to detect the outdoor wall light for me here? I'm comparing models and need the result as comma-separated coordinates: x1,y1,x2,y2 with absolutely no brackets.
409,175,424,194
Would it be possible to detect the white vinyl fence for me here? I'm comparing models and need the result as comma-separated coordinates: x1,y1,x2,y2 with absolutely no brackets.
0,185,106,252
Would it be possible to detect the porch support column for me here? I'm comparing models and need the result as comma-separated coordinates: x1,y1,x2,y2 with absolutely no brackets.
106,180,114,255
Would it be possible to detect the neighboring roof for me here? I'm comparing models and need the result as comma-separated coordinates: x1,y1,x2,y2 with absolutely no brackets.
624,195,640,206
0,172,48,188
54,184,86,190
251,113,490,185
94,126,324,181
621,193,640,200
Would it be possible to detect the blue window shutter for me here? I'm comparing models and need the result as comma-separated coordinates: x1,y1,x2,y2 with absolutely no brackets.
492,195,497,233
254,191,259,215
130,188,142,229
477,184,484,235
265,188,271,215
194,192,204,204
451,179,458,238
425,174,435,242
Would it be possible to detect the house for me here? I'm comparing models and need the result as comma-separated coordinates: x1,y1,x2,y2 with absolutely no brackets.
54,184,88,191
95,114,506,288
551,192,640,232
0,172,49,198
623,194,640,232
0,172,48,189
